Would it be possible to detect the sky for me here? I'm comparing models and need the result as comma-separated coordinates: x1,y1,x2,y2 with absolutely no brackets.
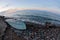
0,0,60,13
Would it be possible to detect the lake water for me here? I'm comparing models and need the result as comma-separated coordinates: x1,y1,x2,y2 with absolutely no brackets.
6,19,26,30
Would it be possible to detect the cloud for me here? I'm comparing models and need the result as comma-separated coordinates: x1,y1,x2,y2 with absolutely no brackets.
14,7,60,14
4,7,60,13
1,7,60,13
3,4,9,8
0,7,13,12
0,7,60,17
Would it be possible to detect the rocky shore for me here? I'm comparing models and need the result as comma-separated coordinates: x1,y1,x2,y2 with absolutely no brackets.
0,16,60,40
0,16,26,40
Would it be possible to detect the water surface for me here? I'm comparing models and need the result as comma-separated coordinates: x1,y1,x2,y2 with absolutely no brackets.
6,19,26,30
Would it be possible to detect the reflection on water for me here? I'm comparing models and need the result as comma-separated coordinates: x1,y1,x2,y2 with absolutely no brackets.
6,19,26,30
